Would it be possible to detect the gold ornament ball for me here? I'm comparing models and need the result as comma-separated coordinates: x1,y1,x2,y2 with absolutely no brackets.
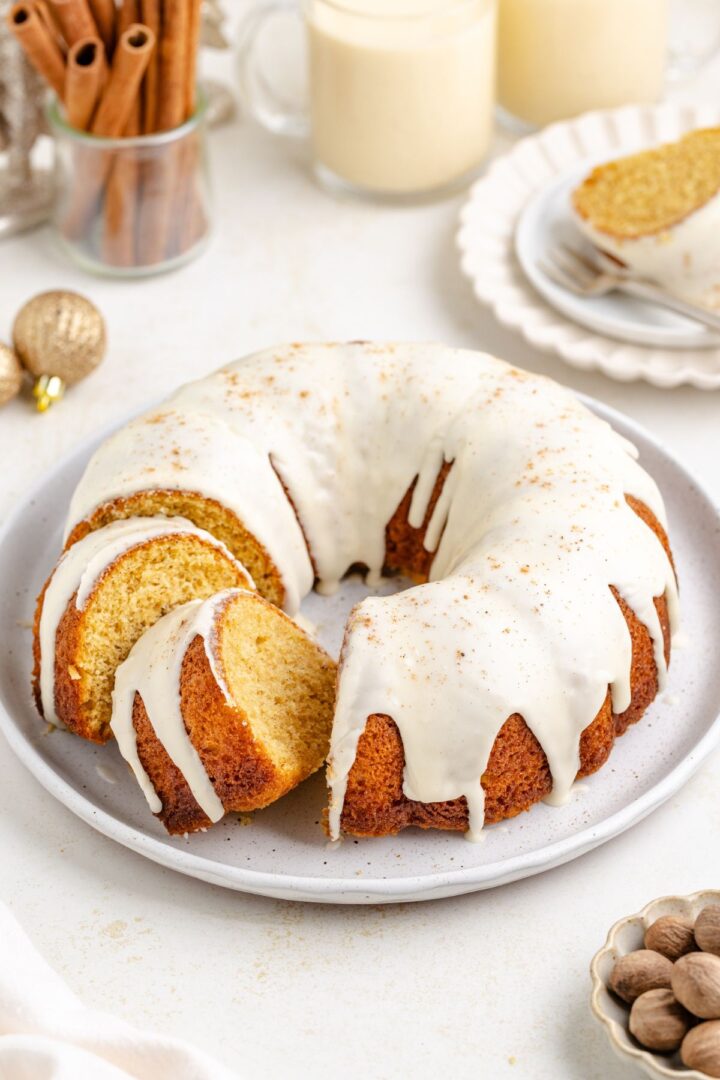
13,290,106,385
0,343,24,406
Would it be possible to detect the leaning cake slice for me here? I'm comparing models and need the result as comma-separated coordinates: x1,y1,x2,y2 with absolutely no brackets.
111,589,336,834
33,517,253,742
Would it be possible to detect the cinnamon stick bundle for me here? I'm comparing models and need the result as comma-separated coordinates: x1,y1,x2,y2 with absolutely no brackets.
10,0,206,271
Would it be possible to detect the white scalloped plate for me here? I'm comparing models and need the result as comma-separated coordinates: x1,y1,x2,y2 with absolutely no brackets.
458,103,720,388
515,166,720,350
1,400,720,903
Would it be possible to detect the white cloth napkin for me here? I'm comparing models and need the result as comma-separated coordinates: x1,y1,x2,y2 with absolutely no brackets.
0,902,240,1080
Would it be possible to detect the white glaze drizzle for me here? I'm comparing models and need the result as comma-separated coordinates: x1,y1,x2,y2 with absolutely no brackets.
65,344,679,838
64,406,313,613
39,517,251,726
110,589,249,822
574,186,720,311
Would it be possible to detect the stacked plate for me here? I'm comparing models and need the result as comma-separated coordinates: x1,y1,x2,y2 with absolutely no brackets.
457,103,720,389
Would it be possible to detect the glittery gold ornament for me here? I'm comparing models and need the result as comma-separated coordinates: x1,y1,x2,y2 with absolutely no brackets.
0,342,23,405
13,291,106,412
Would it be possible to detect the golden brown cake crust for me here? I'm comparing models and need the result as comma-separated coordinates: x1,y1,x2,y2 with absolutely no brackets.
33,581,106,743
65,489,286,607
337,491,676,838
131,636,283,834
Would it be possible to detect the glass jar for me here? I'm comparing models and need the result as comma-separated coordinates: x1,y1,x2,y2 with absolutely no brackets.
497,0,668,131
47,93,212,277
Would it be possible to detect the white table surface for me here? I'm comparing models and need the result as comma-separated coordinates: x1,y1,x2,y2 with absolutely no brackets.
1,28,720,1080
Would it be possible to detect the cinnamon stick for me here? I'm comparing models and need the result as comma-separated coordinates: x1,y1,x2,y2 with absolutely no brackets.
87,0,115,53
172,0,203,256
92,23,155,137
155,0,188,130
136,149,173,264
139,0,160,133
101,0,142,264
7,1,65,98
137,0,202,265
48,0,99,47
117,0,139,33
173,135,207,259
103,100,140,266
34,0,67,55
65,36,105,130
184,0,201,117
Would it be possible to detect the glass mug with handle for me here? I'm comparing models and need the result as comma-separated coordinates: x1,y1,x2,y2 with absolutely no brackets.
237,0,497,201
497,0,720,132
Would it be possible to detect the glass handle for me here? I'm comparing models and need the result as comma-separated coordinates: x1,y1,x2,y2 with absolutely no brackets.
236,0,310,138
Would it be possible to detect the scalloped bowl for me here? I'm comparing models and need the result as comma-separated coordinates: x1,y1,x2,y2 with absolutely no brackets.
591,891,720,1079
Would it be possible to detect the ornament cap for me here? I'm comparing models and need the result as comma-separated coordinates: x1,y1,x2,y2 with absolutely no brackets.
32,374,65,412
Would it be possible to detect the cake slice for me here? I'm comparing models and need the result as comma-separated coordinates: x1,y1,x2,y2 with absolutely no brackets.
572,127,720,309
33,517,253,742
111,589,337,834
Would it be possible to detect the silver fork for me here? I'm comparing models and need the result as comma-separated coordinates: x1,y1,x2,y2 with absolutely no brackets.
539,243,720,334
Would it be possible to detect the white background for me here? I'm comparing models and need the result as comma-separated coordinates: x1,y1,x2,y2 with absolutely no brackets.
1,13,719,1080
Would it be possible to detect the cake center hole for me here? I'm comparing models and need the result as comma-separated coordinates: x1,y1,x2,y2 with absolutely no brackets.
299,571,411,659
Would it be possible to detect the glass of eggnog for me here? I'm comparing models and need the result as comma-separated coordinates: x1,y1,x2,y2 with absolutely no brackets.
236,0,497,200
497,0,668,130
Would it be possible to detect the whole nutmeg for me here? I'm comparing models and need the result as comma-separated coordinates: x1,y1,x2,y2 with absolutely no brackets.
673,953,720,1019
696,907,720,957
609,950,674,1004
629,989,693,1052
644,915,696,961
682,1020,720,1077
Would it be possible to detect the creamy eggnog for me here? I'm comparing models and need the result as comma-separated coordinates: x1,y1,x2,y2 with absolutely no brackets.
498,0,667,128
307,0,496,195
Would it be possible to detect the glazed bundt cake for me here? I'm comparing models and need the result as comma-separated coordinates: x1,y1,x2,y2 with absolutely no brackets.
33,517,253,742
111,588,336,834
54,342,678,840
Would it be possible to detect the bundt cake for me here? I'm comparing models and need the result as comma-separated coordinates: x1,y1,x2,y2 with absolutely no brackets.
33,517,253,742
111,588,336,834
572,127,720,311
56,342,678,840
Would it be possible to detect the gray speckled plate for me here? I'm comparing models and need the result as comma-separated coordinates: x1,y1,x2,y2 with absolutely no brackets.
1,397,719,904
